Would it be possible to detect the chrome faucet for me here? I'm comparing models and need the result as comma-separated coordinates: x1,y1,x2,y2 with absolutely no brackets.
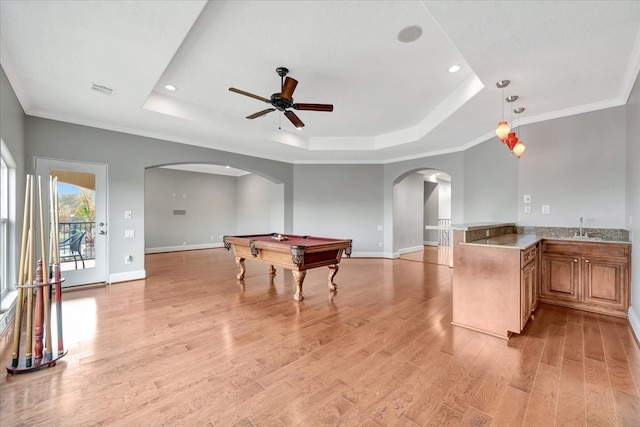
579,216,583,236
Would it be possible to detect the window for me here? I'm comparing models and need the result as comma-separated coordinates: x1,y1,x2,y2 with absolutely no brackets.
1,153,9,297
1,141,16,305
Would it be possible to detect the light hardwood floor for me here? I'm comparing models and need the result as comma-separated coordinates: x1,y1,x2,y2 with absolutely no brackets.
1,248,639,426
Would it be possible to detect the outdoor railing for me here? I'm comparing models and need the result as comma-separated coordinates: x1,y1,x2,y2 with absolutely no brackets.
58,221,95,260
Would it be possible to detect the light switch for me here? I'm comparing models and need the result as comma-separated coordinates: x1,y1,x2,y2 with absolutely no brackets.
377,225,383,231
524,194,531,203
542,205,550,214
124,210,132,219
124,229,135,238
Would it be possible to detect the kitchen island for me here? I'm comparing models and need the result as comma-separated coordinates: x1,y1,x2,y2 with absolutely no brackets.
452,223,631,339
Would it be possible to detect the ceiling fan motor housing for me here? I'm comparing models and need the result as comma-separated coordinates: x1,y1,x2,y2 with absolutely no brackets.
270,93,293,111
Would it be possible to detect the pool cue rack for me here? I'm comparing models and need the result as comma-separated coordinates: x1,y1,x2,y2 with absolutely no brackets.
6,174,67,374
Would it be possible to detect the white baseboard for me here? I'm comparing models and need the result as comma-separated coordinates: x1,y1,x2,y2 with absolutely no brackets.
145,243,224,254
628,305,640,344
423,241,438,246
109,269,146,284
398,245,424,255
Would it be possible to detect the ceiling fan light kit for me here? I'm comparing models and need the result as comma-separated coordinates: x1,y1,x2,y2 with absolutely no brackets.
229,67,333,129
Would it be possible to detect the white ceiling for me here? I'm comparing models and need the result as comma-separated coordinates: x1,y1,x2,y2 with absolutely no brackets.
1,0,639,165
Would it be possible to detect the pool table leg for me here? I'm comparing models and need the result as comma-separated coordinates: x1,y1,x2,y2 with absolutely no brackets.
269,265,276,276
328,265,339,291
235,257,245,280
292,270,306,301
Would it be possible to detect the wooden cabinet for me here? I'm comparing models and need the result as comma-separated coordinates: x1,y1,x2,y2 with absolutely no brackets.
540,241,630,317
452,237,538,339
520,244,538,330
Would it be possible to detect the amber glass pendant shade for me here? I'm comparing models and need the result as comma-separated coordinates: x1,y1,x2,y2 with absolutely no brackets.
496,121,510,142
513,140,526,157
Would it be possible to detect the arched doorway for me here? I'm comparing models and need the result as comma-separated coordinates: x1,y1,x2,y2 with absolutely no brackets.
394,168,452,266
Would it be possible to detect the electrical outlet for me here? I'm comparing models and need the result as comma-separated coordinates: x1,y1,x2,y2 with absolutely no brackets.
524,205,531,214
542,205,550,214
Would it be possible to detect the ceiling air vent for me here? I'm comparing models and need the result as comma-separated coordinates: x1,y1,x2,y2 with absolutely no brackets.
90,83,115,96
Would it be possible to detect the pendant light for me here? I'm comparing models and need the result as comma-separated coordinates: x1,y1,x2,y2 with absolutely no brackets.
512,107,526,158
495,80,510,141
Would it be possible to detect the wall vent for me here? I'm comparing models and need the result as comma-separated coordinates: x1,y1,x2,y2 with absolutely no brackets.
173,210,186,215
90,83,115,96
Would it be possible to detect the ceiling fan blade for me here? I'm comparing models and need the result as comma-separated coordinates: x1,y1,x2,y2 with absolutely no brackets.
246,108,276,119
229,87,270,103
280,77,298,100
292,103,334,112
284,111,305,129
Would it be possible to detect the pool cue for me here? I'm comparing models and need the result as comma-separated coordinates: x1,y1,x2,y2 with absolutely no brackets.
38,176,53,361
10,175,32,368
25,176,35,368
52,176,64,355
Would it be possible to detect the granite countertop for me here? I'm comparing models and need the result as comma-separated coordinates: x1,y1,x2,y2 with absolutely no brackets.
462,233,631,249
450,222,515,231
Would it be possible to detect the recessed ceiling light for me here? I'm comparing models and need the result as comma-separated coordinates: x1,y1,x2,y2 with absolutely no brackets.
397,25,423,43
164,84,177,91
448,65,461,73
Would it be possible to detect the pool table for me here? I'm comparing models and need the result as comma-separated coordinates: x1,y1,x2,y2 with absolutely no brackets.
223,233,352,301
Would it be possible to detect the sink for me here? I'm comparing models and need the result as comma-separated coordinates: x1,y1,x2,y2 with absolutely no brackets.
559,236,602,241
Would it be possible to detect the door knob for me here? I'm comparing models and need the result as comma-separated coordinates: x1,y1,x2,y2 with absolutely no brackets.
99,222,105,226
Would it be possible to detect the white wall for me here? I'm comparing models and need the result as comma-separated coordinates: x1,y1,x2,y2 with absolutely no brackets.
438,179,451,220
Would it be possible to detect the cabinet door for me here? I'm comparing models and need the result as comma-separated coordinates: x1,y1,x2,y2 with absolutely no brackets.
521,262,535,330
582,257,628,311
541,254,580,301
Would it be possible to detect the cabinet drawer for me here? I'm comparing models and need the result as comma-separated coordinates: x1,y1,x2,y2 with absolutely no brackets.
542,240,629,259
521,245,537,266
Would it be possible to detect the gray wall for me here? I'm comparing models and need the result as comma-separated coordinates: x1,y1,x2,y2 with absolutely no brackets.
3,67,636,340
237,173,284,234
626,74,640,333
24,117,294,282
517,107,627,228
394,173,425,252
292,164,384,255
144,168,238,251
0,66,25,295
463,134,518,224
424,180,438,243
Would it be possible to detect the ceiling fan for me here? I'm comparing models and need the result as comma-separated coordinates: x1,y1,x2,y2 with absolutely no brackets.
229,67,333,129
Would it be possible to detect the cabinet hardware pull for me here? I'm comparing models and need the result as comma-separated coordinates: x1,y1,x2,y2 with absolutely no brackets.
574,259,578,262
585,259,589,263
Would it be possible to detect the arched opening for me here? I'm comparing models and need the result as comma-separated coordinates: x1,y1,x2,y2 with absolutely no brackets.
393,168,452,265
144,163,285,253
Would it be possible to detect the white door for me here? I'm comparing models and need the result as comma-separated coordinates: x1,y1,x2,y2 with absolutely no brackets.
36,158,107,287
